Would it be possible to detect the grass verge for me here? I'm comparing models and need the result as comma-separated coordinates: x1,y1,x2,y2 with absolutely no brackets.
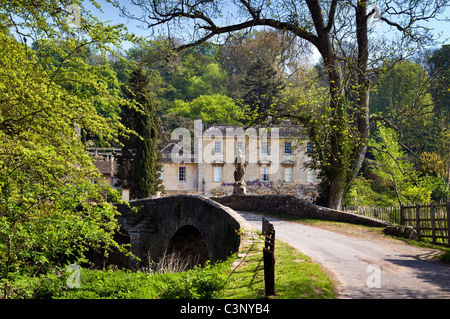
28,229,335,299
218,231,336,299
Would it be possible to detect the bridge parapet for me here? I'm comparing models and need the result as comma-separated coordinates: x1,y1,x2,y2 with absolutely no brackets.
115,194,251,269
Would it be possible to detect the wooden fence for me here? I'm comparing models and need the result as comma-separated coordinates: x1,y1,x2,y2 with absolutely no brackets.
401,202,450,245
344,205,402,224
345,202,450,246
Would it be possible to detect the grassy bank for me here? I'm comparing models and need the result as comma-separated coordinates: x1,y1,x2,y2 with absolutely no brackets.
26,230,335,299
218,231,336,299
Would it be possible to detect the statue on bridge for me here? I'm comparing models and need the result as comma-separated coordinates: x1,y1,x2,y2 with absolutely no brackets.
233,149,246,195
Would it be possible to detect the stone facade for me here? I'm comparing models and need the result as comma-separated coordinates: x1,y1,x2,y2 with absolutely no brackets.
160,118,319,198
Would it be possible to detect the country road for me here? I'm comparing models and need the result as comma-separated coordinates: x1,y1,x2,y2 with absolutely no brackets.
237,211,450,299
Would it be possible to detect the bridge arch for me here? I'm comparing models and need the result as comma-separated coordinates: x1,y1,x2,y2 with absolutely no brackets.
116,194,251,270
166,225,209,269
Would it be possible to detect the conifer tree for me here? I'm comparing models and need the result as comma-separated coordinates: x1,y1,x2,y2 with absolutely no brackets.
117,65,162,199
240,58,284,117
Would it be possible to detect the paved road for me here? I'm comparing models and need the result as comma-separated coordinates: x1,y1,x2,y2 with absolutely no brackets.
237,211,450,299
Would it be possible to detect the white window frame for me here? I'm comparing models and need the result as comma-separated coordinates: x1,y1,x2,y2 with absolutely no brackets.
261,141,269,155
261,166,269,182
284,166,293,183
284,141,292,154
178,166,186,182
307,168,315,183
214,141,222,154
213,166,222,182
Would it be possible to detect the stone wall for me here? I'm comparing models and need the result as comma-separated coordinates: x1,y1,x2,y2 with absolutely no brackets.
211,194,391,227
115,194,252,269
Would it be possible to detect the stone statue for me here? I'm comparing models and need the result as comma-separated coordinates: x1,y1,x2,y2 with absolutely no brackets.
233,149,246,194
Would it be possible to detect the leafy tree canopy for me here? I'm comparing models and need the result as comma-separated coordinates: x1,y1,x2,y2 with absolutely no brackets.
0,0,133,298
169,94,244,125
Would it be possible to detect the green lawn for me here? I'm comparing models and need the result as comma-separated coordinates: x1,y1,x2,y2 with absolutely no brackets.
218,231,336,299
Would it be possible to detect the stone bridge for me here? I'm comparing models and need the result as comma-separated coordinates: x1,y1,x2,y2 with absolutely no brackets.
115,195,251,269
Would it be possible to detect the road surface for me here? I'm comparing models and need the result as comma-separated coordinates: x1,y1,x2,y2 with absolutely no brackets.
237,211,450,299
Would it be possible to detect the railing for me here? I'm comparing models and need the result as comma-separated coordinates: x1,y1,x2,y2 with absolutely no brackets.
345,201,450,246
344,205,402,224
401,202,450,245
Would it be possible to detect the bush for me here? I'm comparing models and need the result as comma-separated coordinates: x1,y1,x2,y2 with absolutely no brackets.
159,261,227,299
22,257,234,299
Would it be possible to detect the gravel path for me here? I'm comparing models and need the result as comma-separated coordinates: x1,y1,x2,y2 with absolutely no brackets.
237,211,450,299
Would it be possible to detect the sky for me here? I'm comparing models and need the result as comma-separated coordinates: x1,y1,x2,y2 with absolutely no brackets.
88,0,450,62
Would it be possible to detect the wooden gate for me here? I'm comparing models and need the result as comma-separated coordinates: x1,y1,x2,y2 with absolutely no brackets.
401,202,450,245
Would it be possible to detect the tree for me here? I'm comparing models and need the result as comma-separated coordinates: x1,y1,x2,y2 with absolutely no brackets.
0,0,132,298
116,0,448,209
116,65,163,199
240,57,285,117
368,126,431,205
169,94,244,125
427,45,450,188
370,59,434,154
218,30,308,99
428,45,450,119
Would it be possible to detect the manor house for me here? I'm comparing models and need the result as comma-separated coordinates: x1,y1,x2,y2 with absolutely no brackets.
160,118,318,200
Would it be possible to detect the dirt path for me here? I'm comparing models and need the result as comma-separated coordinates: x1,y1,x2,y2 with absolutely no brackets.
237,211,450,299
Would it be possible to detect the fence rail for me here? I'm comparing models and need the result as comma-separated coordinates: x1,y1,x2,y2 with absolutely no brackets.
344,201,450,246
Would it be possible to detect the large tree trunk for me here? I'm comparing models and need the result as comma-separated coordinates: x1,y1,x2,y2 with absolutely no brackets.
328,177,345,210
322,1,371,210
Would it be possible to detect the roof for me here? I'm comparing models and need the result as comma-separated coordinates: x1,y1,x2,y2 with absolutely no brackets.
161,142,194,162
94,160,117,176
203,122,306,138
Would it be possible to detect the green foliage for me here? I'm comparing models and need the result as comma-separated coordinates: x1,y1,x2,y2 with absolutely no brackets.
29,259,232,299
371,60,434,117
346,126,442,207
116,65,163,199
240,57,285,116
169,94,244,125
158,261,228,299
369,126,432,204
345,177,395,207
371,60,435,153
0,2,131,299
164,52,229,102
428,44,450,119
0,32,127,296
307,95,356,207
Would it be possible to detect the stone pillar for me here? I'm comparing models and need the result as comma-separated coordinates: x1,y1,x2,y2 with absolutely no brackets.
194,118,204,194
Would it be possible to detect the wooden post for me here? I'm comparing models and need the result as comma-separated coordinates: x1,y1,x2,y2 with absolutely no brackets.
262,218,275,296
446,201,450,247
431,203,436,245
416,204,421,238
400,205,405,225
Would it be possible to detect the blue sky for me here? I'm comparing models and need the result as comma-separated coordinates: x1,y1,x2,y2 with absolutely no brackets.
88,0,449,58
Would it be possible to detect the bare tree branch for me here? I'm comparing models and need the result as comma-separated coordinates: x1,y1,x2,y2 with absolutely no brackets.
324,0,338,33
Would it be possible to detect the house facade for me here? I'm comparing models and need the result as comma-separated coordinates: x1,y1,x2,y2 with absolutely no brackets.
160,118,319,200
